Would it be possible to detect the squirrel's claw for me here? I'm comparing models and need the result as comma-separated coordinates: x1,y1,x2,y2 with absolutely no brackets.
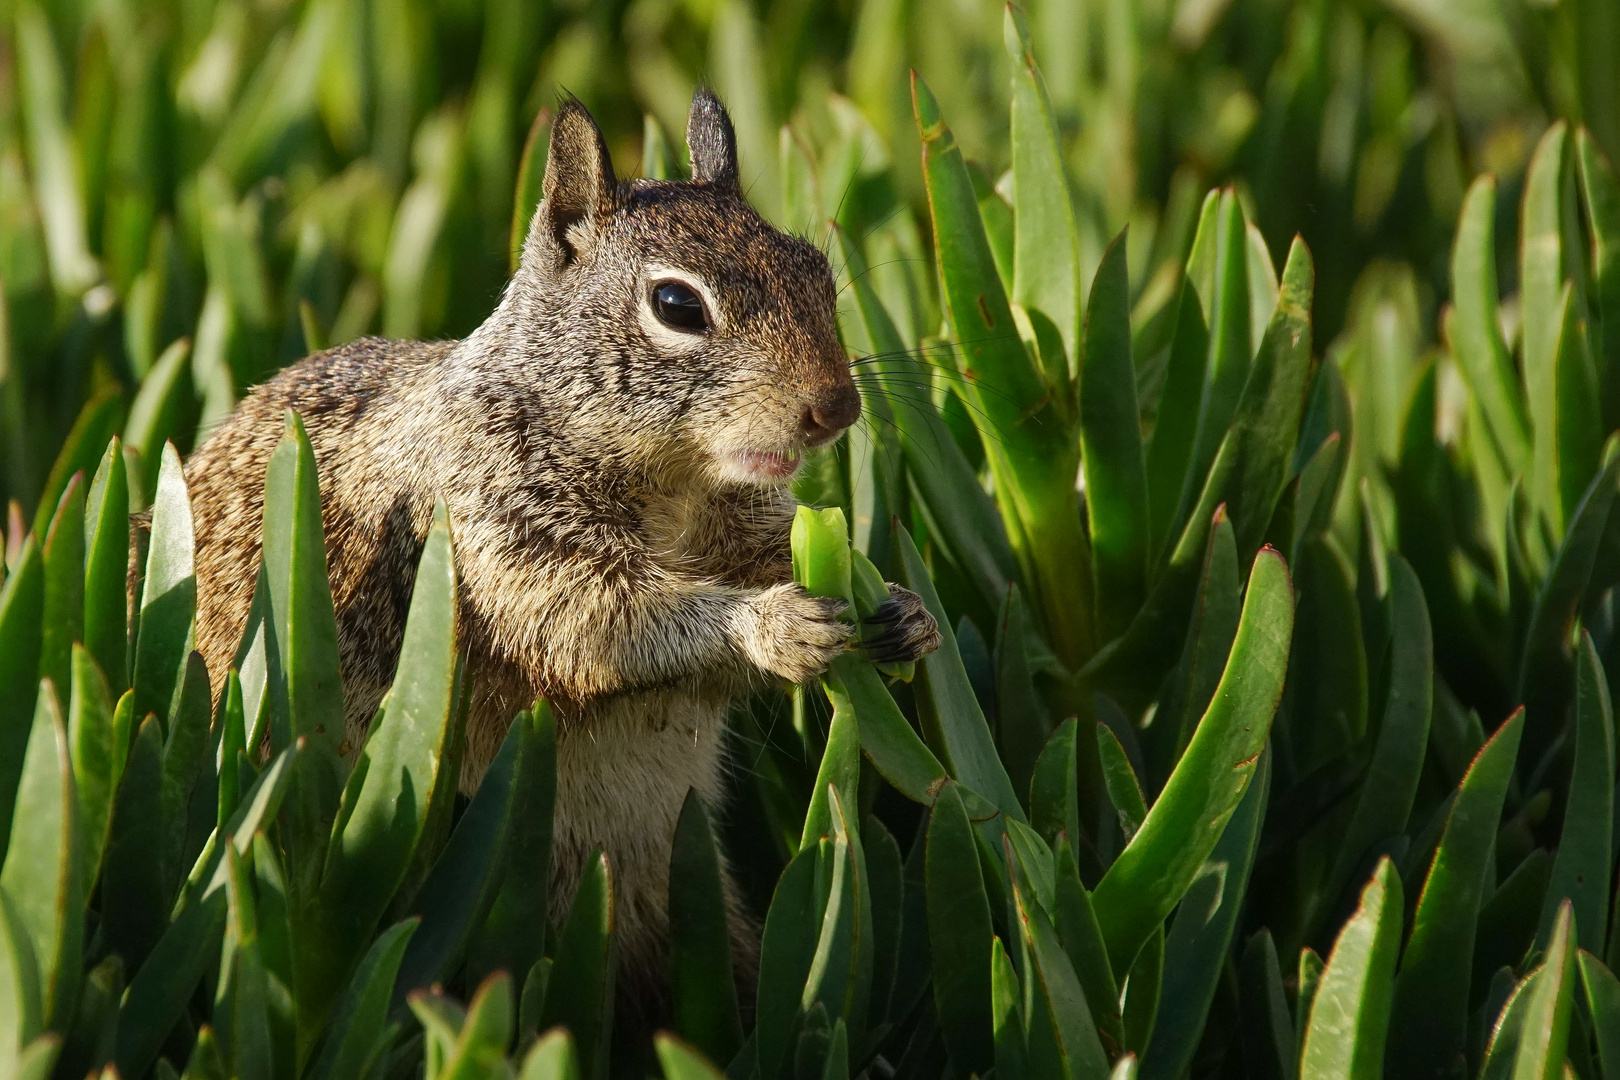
861,584,941,665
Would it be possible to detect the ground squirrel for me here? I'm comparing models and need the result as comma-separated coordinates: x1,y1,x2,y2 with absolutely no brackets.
184,91,941,1014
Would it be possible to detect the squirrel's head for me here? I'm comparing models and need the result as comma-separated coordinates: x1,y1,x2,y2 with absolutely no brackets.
502,91,858,488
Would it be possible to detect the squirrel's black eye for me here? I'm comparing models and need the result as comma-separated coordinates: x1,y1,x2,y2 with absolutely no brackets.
651,281,709,333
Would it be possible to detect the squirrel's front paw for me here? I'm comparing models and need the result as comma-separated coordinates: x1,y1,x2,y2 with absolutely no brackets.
738,583,855,684
862,585,942,664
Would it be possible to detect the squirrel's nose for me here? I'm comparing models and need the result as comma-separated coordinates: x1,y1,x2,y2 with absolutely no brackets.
804,384,861,443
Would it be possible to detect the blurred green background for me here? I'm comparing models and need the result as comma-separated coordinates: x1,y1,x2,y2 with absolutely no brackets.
0,0,1616,520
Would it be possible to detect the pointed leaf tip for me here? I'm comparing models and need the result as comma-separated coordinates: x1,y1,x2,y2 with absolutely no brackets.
911,73,941,136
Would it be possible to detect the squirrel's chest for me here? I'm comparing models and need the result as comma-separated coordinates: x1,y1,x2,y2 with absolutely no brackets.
641,491,738,566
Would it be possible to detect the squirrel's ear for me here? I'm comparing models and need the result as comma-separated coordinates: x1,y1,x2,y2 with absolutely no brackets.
686,89,739,191
536,98,619,265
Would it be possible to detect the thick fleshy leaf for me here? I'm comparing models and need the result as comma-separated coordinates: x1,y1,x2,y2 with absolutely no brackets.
802,578,861,851
926,782,995,1075
262,412,347,906
803,789,873,1041
1005,4,1081,374
1013,867,1111,1080
1522,122,1574,530
391,709,526,1006
1144,285,1209,558
133,443,195,728
1148,505,1239,787
521,1027,581,1080
0,888,42,1066
1578,950,1620,1080
14,0,97,301
538,850,614,1080
1387,709,1524,1078
40,474,85,699
1030,719,1079,852
0,683,80,1030
1552,284,1604,529
1513,903,1577,1080
99,717,166,969
1240,930,1295,1080
991,935,1028,1080
1517,453,1620,716
67,646,117,892
262,411,344,751
1324,556,1430,904
82,439,129,696
1175,191,1251,543
1538,635,1612,953
1097,721,1146,843
1121,925,1163,1055
466,702,557,991
756,845,821,1080
864,814,904,1024
1140,751,1269,1080
656,1033,727,1080
115,747,295,1079
1052,836,1123,1046
312,506,458,1028
897,527,1025,819
914,72,1091,667
160,651,212,902
123,340,192,472
1198,237,1315,560
1082,231,1149,640
1579,129,1620,432
832,223,1016,612
1299,858,1403,1080
0,537,45,862
669,790,743,1065
34,392,122,541
1092,548,1292,977
825,655,947,806
1450,176,1531,472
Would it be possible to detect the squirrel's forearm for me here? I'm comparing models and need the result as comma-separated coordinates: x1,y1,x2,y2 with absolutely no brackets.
475,559,759,701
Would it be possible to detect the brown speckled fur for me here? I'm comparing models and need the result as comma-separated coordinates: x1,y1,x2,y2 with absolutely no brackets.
183,92,940,1020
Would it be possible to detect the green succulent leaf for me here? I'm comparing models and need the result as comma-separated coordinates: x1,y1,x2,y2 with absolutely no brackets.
391,708,527,1008
1450,176,1531,472
0,538,45,864
926,781,995,1075
40,473,85,700
913,71,1091,667
669,790,743,1066
1387,709,1524,1078
1091,546,1293,978
520,1028,582,1080
313,504,459,1029
0,682,81,1031
537,850,614,1080
1081,231,1150,641
1140,750,1269,1080
82,439,129,696
1299,858,1403,1080
132,443,196,729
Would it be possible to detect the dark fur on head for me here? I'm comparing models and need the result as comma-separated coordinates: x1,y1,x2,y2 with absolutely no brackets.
183,91,937,1033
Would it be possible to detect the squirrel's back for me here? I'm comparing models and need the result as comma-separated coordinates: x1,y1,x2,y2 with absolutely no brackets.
187,336,454,747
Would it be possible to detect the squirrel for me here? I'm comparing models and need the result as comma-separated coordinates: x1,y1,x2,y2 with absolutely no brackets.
183,90,942,1018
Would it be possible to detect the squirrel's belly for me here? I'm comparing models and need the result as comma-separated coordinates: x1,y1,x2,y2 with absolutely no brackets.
550,688,735,984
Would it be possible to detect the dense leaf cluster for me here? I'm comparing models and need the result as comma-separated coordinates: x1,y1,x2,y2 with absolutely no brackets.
5,0,1620,1078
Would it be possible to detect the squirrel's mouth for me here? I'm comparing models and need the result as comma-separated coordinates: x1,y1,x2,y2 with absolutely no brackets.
720,448,802,483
